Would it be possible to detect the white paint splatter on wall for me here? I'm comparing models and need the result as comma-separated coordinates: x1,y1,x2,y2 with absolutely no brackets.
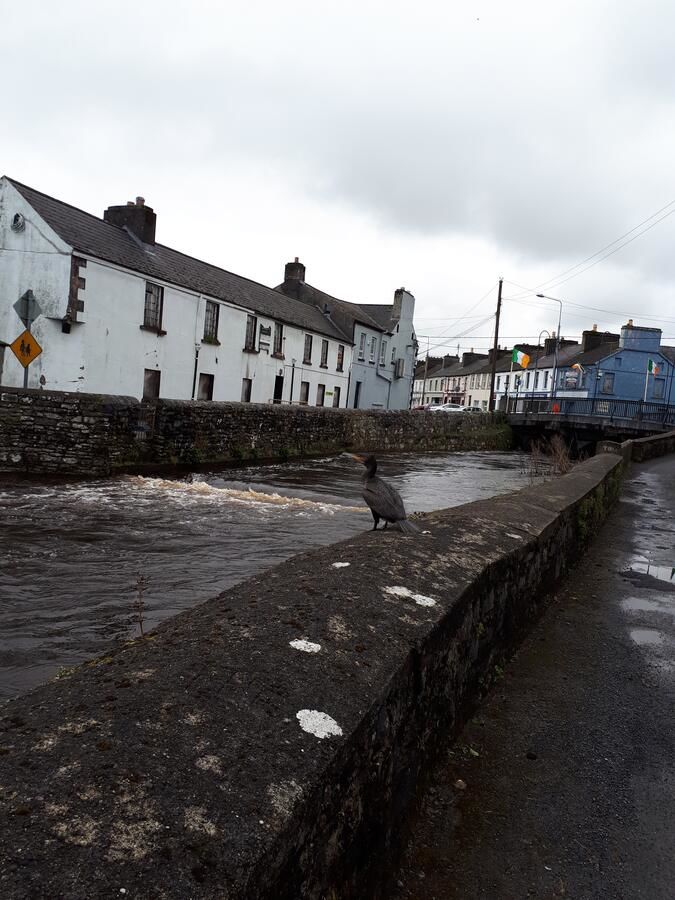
331,562,350,568
383,585,437,607
296,709,343,739
290,639,321,653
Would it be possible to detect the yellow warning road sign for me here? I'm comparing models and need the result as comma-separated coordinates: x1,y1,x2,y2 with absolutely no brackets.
10,330,43,368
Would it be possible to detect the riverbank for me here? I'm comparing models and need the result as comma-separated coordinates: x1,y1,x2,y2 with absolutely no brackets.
0,387,513,476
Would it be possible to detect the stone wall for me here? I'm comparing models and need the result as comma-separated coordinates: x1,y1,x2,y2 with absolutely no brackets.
0,386,513,476
630,429,675,461
0,450,633,898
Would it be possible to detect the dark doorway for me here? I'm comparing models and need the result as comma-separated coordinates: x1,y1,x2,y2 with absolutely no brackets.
198,373,214,401
273,375,284,404
353,381,362,408
143,369,161,400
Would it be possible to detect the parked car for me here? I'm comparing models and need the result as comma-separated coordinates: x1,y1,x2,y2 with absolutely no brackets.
462,405,483,413
429,402,465,413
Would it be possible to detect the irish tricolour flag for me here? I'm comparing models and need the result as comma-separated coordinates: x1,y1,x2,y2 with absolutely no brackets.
512,348,530,369
648,358,661,375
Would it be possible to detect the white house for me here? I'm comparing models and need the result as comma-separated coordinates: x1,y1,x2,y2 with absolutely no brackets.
0,177,352,406
276,259,418,410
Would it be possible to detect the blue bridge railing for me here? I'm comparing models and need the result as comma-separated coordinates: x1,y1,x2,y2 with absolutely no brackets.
507,396,675,427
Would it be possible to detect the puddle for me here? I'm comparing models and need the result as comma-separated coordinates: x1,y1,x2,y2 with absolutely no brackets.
621,597,675,616
626,558,675,586
629,628,664,646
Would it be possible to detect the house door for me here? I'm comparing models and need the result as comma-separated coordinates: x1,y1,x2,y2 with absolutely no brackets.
273,375,284,404
353,381,362,408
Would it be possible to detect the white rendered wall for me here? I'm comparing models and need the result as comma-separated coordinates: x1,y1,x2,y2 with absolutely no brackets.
0,179,74,389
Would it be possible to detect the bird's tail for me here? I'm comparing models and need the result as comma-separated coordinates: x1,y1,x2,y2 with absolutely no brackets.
399,518,421,534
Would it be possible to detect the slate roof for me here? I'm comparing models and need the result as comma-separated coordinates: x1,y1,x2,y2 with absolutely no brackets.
275,279,388,337
357,303,397,332
6,178,347,343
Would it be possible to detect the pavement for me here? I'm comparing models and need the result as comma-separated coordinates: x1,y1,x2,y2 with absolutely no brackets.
391,455,675,900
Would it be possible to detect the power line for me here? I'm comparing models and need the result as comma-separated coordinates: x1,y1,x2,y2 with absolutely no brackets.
505,199,675,299
504,294,675,324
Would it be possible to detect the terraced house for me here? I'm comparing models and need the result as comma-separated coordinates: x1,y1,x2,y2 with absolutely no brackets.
0,178,417,409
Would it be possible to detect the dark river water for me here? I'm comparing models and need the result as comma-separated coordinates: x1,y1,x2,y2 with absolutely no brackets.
0,451,531,701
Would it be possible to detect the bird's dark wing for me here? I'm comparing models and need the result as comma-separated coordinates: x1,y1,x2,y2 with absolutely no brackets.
362,475,407,521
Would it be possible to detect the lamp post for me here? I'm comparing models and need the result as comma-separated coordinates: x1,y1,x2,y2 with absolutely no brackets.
534,329,551,404
536,294,563,401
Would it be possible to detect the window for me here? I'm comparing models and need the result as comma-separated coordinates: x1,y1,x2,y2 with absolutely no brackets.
358,333,366,361
544,371,549,389
244,315,257,351
299,381,310,404
203,301,219,343
198,373,214,400
525,371,531,389
320,339,329,368
273,322,283,356
369,336,377,363
379,340,387,365
316,384,326,406
143,368,161,399
336,344,345,371
653,378,665,399
354,381,362,408
332,386,341,407
534,371,540,389
391,346,396,364
303,334,313,364
241,378,252,402
143,282,164,331
601,372,615,394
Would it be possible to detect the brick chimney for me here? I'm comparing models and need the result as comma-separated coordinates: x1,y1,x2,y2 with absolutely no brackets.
104,196,156,244
392,287,415,323
581,323,620,353
284,257,306,283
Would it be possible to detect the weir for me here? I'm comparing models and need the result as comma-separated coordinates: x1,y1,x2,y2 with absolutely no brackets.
0,433,672,898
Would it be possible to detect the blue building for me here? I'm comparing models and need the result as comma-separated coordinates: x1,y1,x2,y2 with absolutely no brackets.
558,321,675,405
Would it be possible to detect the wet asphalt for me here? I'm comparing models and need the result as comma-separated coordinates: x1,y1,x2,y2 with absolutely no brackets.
391,455,675,900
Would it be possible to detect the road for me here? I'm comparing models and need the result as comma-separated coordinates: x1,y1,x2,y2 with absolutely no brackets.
392,455,675,900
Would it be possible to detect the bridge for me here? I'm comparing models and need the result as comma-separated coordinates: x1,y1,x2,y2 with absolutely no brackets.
507,396,675,444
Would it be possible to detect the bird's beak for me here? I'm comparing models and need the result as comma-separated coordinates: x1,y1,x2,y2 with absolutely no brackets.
349,453,365,463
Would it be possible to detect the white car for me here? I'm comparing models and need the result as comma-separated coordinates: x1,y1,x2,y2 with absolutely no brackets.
429,402,465,412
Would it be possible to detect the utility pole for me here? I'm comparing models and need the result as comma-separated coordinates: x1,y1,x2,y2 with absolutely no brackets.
488,278,503,411
421,336,430,406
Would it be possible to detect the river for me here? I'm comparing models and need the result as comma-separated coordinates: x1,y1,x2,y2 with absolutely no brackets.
0,451,531,701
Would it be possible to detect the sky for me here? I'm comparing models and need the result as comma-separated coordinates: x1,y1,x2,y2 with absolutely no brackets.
3,0,675,356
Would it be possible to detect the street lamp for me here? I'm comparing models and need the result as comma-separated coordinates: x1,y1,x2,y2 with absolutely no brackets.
536,294,563,401
534,329,551,400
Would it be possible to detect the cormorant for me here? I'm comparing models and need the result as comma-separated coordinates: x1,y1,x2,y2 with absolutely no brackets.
351,454,419,533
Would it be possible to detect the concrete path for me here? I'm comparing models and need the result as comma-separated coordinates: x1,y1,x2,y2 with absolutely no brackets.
392,456,675,900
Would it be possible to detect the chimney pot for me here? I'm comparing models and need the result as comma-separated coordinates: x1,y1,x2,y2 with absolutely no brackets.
126,201,134,207
136,196,145,207
592,323,597,331
627,318,634,327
